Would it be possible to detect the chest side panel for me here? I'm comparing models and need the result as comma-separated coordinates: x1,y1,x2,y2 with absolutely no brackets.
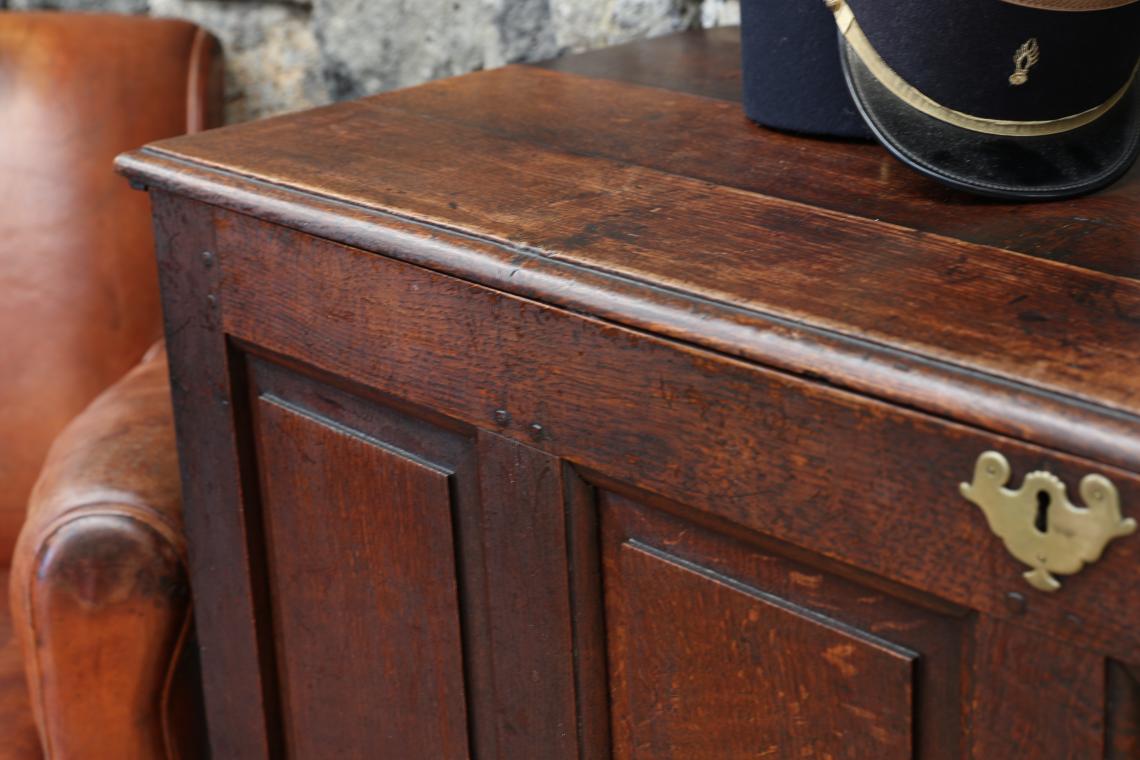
251,395,469,759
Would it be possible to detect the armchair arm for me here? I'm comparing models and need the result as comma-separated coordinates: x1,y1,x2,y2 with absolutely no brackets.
8,343,205,760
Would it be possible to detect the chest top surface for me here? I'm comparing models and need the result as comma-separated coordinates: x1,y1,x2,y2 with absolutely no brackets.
117,27,1140,471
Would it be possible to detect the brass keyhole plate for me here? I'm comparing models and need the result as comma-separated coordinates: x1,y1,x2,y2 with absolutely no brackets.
960,451,1135,592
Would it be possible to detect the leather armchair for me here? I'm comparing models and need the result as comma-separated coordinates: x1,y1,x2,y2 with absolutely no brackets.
0,13,222,758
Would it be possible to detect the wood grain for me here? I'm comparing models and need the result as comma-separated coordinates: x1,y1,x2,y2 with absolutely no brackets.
114,150,1140,474
130,92,1140,422
253,396,469,759
136,28,1140,277
968,616,1105,758
605,541,914,759
533,26,744,103
599,488,965,759
125,30,1140,759
524,52,1139,275
245,355,497,758
475,431,578,759
150,193,277,758
217,216,1140,663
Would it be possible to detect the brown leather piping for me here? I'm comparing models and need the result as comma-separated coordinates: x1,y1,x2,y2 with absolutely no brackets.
22,502,190,760
160,611,195,760
185,27,210,133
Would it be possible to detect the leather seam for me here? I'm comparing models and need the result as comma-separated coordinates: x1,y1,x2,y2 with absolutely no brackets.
186,28,209,134
160,608,194,760
19,546,52,759
30,502,186,562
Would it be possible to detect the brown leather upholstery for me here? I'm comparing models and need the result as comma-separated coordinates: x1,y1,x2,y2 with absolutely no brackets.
1,13,223,758
10,344,206,760
0,569,40,759
0,13,223,564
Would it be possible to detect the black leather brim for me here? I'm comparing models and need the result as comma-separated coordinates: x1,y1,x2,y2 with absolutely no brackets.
839,36,1140,201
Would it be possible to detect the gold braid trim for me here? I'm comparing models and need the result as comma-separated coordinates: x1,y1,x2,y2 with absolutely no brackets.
831,0,1139,137
1000,0,1137,12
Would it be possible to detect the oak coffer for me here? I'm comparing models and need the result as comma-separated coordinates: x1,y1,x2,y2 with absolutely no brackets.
117,28,1140,760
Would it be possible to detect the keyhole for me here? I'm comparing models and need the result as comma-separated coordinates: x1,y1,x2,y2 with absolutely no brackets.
1035,491,1051,533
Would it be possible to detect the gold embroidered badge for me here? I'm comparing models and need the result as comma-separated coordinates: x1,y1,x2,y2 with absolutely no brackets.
1009,38,1040,86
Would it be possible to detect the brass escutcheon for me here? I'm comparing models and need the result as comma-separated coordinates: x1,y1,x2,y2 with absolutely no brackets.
960,451,1135,592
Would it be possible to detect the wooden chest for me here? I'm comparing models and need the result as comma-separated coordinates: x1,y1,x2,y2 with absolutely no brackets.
118,28,1140,759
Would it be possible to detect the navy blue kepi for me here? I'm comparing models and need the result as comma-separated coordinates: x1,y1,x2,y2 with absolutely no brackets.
740,0,872,138
828,0,1140,200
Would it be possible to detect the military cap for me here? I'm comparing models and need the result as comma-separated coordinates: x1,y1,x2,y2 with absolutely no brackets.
828,0,1140,199
740,0,872,137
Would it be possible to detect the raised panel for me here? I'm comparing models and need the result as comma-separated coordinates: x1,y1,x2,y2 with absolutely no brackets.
252,394,469,759
605,540,915,759
245,356,585,759
597,488,968,759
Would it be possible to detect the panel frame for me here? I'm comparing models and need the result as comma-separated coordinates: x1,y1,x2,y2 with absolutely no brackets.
151,193,280,758
211,210,1140,663
243,354,589,760
244,353,494,758
153,195,1140,757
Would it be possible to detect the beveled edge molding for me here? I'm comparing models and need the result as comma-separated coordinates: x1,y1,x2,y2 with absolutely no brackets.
117,151,1140,477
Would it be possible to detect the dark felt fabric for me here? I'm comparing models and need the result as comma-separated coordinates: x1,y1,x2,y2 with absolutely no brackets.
740,0,872,138
846,0,1140,121
842,36,1140,199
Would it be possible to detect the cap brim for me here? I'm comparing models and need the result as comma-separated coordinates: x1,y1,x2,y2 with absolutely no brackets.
839,35,1140,201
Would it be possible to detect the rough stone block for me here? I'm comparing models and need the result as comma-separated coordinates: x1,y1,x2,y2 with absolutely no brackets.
9,0,148,13
151,0,329,124
8,0,740,122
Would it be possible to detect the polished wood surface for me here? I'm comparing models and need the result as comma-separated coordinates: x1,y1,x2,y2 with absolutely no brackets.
131,83,1140,403
253,390,468,758
602,508,917,758
119,28,1140,759
535,26,1139,272
118,39,1140,474
535,26,745,102
600,491,965,759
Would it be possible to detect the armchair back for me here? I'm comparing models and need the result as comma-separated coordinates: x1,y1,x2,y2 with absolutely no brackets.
0,13,223,564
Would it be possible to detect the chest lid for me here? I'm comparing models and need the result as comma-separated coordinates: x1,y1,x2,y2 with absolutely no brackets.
117,27,1140,474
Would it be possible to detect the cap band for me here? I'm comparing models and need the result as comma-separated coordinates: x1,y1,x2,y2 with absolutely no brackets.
830,0,1139,136
1001,0,1137,12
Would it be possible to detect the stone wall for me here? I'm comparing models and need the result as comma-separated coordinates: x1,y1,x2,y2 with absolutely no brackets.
5,0,739,123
